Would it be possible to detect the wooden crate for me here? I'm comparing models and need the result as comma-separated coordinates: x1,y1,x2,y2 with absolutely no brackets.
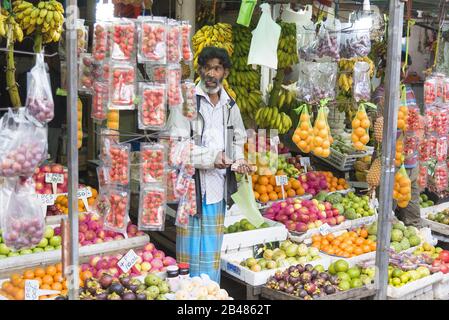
260,286,376,300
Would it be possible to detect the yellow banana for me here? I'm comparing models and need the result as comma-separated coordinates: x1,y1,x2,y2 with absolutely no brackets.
31,8,40,18
39,8,48,18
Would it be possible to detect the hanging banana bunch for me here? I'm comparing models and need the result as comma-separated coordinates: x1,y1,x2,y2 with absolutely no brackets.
13,0,64,51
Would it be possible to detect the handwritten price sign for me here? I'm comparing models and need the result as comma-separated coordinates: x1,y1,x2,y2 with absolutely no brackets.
25,280,39,300
117,249,139,273
45,173,64,184
77,188,93,199
275,175,288,186
319,223,331,236
38,194,56,206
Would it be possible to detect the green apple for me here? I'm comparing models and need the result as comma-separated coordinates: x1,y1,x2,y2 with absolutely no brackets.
49,236,62,247
0,243,11,255
37,238,48,248
55,245,62,250
20,249,33,255
44,227,55,239
8,252,20,257
44,246,55,252
33,248,44,253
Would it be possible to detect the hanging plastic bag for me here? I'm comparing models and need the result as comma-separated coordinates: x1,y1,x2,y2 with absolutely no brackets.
138,185,166,231
25,53,54,124
149,64,167,84
247,3,281,69
353,61,371,102
237,0,257,27
340,20,371,58
312,105,332,158
404,132,419,167
78,53,94,93
231,174,264,227
175,177,197,228
292,104,314,153
111,18,136,62
92,81,109,121
103,186,130,234
393,165,411,208
432,162,448,193
93,21,112,62
99,128,120,163
138,16,167,64
166,19,182,64
138,82,167,130
180,21,193,62
106,143,131,186
181,80,197,120
417,162,428,190
315,18,341,62
96,165,110,189
351,103,371,150
167,169,179,203
1,179,45,251
0,109,48,177
140,142,166,184
297,61,337,104
109,62,136,110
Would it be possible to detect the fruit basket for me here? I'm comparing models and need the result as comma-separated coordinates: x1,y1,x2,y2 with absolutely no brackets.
222,215,288,253
315,141,374,172
221,248,331,286
420,202,449,236
260,285,375,300
387,272,443,300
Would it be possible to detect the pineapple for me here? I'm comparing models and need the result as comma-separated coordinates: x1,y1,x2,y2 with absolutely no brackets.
374,116,384,143
366,157,382,188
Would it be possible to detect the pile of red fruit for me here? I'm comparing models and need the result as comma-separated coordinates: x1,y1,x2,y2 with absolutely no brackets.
33,164,68,194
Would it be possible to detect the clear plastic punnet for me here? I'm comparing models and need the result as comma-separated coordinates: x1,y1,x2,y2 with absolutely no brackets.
138,185,166,231
138,82,167,130
138,16,167,64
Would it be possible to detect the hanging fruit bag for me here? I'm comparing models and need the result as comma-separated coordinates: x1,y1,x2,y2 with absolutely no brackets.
393,165,411,208
292,104,313,153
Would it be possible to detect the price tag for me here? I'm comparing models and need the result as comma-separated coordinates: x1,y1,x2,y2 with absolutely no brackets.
77,187,93,199
275,175,288,186
45,173,64,184
300,157,311,173
25,280,39,300
117,249,139,273
38,194,56,206
319,223,331,236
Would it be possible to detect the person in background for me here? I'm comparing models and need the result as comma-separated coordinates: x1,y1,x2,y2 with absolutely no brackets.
167,46,253,283
372,51,421,228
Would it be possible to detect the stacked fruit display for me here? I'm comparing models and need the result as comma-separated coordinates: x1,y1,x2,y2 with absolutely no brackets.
78,273,169,300
239,241,322,272
0,263,66,300
387,264,432,288
264,198,344,233
428,249,449,274
0,226,61,259
322,192,375,220
413,242,444,260
366,221,421,252
252,174,305,204
427,209,449,225
265,264,340,300
419,194,434,208
224,218,270,234
328,260,374,290
321,171,350,192
33,163,68,194
53,186,98,214
168,276,232,300
298,171,329,196
277,156,301,178
228,25,263,118
311,229,376,258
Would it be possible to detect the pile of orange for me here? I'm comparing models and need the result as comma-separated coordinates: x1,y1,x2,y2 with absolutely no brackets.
0,263,67,300
252,173,305,203
395,137,404,167
321,171,350,191
55,187,98,214
397,105,408,131
311,229,376,258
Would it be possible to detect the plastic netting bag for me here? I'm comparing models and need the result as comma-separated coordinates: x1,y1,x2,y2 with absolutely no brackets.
393,165,411,208
138,82,167,130
0,109,48,177
140,142,166,184
312,105,332,158
138,16,167,64
1,178,45,251
102,186,130,234
138,185,166,231
353,61,371,102
25,53,54,124
292,104,313,153
340,20,371,59
351,103,371,150
297,61,337,103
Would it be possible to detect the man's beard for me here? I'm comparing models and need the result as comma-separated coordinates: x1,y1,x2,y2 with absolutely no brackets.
199,76,223,94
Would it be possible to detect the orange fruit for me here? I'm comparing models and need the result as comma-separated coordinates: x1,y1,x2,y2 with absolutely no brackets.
14,289,24,300
252,175,259,184
274,186,282,193
41,284,51,290
45,266,57,276
18,279,25,289
51,282,63,291
370,243,377,251
277,192,284,199
259,194,269,203
258,176,269,186
62,280,68,290
326,234,335,242
269,192,278,201
53,273,63,283
11,275,22,287
253,191,260,200
39,295,49,300
332,239,341,247
42,275,54,285
81,270,93,281
311,242,321,249
362,245,372,253
34,268,46,278
35,278,43,287
287,189,296,198
345,245,354,254
266,184,274,193
321,239,329,246
2,281,12,292
354,247,364,255
23,270,34,280
327,247,336,255
256,185,267,195
355,238,364,246
360,229,368,238
312,235,322,243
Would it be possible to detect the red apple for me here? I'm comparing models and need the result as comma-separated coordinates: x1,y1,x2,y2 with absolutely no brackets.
290,213,299,222
439,250,449,263
51,164,64,173
332,209,340,217
295,222,308,233
440,264,449,274
41,165,51,173
299,214,310,223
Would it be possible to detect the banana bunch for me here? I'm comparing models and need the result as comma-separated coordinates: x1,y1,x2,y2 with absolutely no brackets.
0,10,23,42
277,22,299,69
338,57,375,94
255,107,292,135
192,23,233,70
13,0,64,43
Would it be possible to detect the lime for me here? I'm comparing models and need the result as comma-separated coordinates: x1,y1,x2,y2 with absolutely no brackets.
337,272,351,282
335,259,349,273
350,278,363,288
347,267,361,279
392,268,403,278
392,277,401,286
328,263,337,275
339,280,351,291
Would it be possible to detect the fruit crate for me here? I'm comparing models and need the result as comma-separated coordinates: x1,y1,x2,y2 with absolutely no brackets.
260,285,376,300
222,215,288,253
0,234,150,279
288,220,353,243
256,194,313,210
387,272,443,300
420,202,449,236
221,248,331,286
433,273,449,300
314,141,374,172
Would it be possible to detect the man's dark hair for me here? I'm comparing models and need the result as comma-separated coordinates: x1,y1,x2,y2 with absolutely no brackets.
198,46,232,69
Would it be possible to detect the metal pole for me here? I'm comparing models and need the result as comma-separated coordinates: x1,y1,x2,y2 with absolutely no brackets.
374,0,404,300
65,0,80,300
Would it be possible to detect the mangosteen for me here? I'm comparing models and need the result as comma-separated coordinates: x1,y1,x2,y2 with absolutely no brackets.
314,278,325,287
298,289,308,299
278,280,286,292
274,271,283,281
80,292,94,300
318,272,329,281
108,281,125,296
284,275,290,283
86,280,101,295
107,292,122,300
285,285,295,295
324,285,336,295
300,271,312,284
329,275,340,285
122,291,137,300
305,264,314,272
288,266,297,274
289,275,300,285
297,264,305,273
312,294,320,299
99,274,114,289
304,295,313,300
136,292,147,301
95,289,108,300
128,283,139,293
119,274,132,288
311,269,319,279
304,283,317,295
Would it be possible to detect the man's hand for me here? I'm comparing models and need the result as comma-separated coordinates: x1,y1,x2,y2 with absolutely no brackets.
214,151,232,169
232,159,256,175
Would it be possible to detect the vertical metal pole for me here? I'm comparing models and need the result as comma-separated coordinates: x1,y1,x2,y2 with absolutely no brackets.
66,0,80,300
374,0,404,300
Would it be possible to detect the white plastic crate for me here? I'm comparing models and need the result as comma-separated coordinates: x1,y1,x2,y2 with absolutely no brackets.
315,141,374,172
222,215,288,252
433,273,449,300
387,272,443,300
221,248,331,286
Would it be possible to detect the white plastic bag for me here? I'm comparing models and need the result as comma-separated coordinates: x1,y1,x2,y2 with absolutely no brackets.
248,3,281,69
25,53,54,123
